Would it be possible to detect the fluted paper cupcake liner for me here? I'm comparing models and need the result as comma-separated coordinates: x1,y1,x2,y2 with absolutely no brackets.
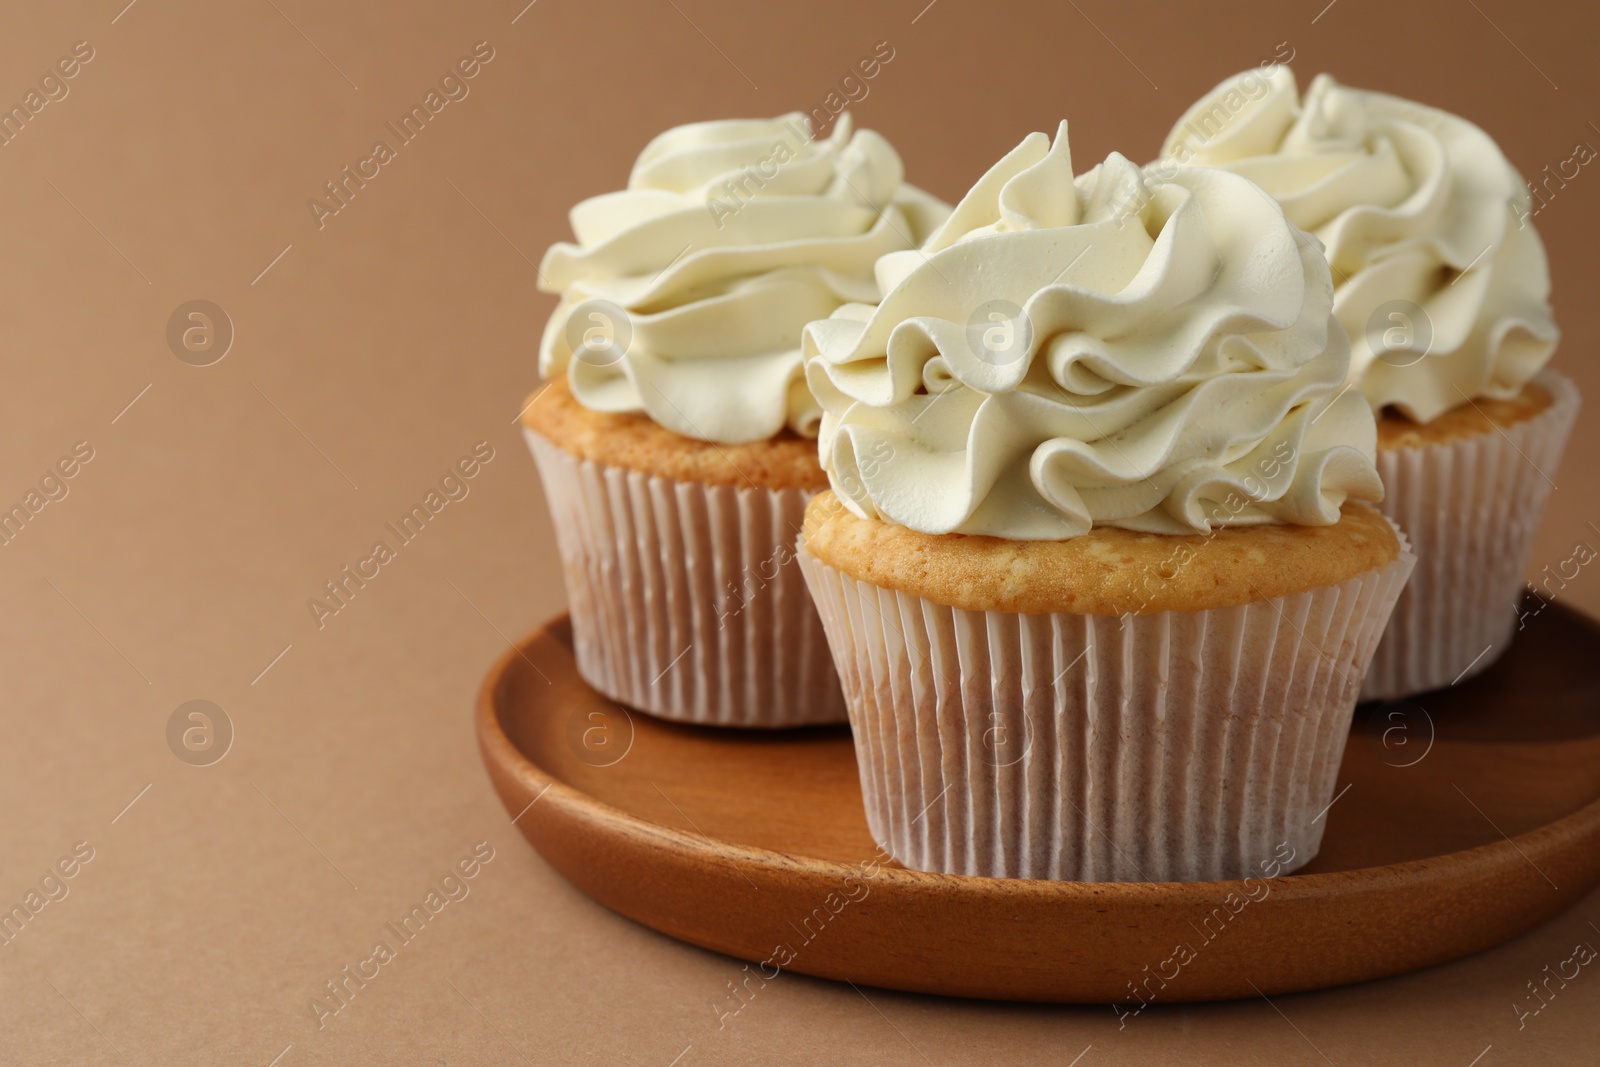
798,524,1414,882
1362,369,1580,701
525,429,847,727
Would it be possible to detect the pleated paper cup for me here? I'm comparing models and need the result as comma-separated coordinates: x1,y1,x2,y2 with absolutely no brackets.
1363,369,1580,701
525,429,847,728
798,526,1414,883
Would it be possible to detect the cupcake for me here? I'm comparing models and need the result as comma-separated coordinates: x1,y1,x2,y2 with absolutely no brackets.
1160,68,1579,699
526,113,949,727
797,123,1414,882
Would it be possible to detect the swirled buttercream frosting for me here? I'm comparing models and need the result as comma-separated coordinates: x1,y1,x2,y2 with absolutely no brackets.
538,113,949,444
803,121,1382,540
1161,67,1558,423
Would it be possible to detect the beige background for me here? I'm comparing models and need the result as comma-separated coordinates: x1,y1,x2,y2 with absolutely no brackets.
0,0,1596,1063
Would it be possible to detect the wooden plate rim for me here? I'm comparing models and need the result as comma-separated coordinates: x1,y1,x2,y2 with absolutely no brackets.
476,617,1600,903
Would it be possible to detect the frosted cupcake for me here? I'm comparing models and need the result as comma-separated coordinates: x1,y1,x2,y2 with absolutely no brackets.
527,113,948,727
1161,68,1579,699
798,123,1414,882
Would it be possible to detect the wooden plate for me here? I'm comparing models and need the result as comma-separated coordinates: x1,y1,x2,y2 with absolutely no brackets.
476,605,1600,1003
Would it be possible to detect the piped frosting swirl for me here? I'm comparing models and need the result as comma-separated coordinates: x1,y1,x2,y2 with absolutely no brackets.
539,113,949,444
1161,67,1558,423
804,122,1382,539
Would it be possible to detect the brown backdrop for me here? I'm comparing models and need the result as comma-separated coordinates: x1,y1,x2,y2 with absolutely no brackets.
0,0,1596,1063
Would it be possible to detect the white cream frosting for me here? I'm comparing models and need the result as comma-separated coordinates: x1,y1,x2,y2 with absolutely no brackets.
1161,67,1558,423
803,122,1383,540
538,113,949,444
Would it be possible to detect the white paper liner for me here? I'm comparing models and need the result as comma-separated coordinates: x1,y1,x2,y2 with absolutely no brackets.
1362,369,1580,701
798,522,1415,882
524,429,846,727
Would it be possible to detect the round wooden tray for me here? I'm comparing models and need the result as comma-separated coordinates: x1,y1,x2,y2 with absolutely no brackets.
476,605,1600,1003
